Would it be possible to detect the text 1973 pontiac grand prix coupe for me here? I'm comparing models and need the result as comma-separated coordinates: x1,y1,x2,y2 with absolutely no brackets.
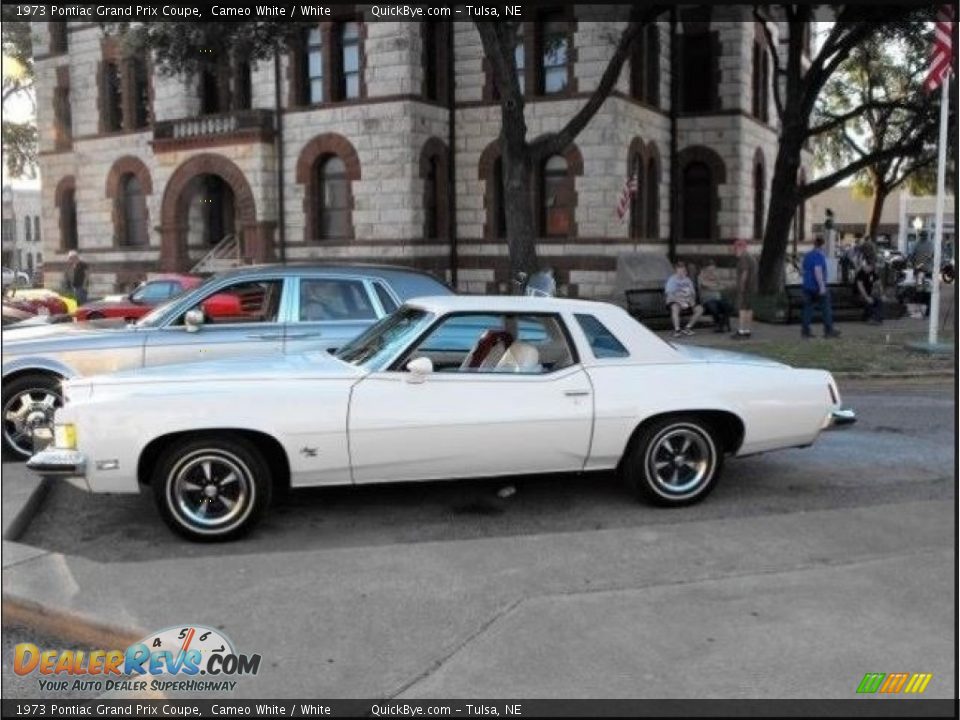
28,296,853,541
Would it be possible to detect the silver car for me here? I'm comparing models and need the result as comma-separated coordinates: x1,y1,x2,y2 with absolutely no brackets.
2,264,452,459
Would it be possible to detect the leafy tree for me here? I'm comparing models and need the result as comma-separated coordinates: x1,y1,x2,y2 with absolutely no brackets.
1,20,37,178
754,6,935,294
816,32,938,238
110,13,666,284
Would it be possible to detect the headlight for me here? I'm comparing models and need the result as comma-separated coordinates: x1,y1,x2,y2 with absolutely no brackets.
54,423,77,450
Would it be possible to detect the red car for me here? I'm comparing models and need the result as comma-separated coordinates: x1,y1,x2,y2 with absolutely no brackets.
74,274,204,322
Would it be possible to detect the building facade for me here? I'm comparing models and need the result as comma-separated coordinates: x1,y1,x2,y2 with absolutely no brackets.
1,186,43,278
34,9,813,298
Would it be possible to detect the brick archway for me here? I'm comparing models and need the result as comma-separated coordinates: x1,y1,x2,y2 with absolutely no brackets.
159,153,271,271
106,156,153,248
296,133,361,242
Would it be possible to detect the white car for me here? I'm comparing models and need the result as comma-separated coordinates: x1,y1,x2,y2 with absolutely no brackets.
28,296,854,542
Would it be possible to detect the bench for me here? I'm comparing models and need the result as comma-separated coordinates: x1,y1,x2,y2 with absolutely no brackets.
784,283,904,323
625,288,719,328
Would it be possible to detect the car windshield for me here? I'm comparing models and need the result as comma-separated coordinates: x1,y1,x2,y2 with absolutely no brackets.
135,275,218,327
335,306,432,370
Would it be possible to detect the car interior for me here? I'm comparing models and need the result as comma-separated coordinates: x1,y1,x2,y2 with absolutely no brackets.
405,314,576,375
177,280,283,325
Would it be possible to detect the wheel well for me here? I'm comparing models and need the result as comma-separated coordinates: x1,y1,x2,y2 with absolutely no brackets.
137,429,291,492
2,368,65,391
618,410,745,468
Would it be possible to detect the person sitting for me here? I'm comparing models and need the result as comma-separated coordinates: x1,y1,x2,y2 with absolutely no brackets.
697,258,733,333
664,261,704,337
855,260,883,325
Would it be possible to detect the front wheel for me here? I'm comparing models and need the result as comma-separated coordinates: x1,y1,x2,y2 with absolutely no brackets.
152,435,272,542
2,373,63,461
623,416,722,506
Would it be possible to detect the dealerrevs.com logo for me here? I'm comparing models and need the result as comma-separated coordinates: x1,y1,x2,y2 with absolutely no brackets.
14,624,260,693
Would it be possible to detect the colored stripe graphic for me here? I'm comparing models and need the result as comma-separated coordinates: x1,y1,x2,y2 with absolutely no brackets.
879,672,909,693
904,673,933,694
857,673,885,693
857,672,933,694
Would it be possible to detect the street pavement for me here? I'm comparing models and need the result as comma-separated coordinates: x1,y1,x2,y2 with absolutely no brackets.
0,379,955,700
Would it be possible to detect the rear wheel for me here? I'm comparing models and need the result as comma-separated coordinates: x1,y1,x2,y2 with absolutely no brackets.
85,311,105,320
623,415,722,506
2,373,62,461
152,435,272,542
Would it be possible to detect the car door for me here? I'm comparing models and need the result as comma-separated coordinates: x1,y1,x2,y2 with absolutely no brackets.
347,312,594,484
285,275,382,355
143,276,289,367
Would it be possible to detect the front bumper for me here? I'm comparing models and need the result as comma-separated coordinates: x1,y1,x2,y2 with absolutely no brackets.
26,447,87,478
826,407,857,429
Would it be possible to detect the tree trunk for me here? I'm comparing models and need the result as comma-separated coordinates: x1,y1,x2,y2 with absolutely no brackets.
758,135,803,295
866,186,888,239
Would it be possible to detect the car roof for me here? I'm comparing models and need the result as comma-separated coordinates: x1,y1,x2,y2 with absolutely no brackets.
405,295,619,314
212,262,447,283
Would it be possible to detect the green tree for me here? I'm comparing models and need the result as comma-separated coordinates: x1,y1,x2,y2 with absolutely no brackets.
1,19,37,178
816,32,939,238
754,6,933,294
110,13,665,284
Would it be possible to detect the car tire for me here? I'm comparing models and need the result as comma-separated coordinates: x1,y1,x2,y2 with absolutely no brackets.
152,435,272,542
623,415,722,506
85,311,104,320
2,373,63,461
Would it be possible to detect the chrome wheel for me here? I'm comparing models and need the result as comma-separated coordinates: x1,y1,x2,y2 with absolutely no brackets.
166,449,255,533
3,386,60,458
645,424,715,497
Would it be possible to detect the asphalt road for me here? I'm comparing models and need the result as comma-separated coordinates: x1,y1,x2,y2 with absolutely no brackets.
15,380,954,562
2,378,955,700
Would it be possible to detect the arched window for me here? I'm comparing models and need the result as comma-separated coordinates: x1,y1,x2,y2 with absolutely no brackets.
60,187,78,251
646,156,659,239
753,158,765,240
24,217,31,243
315,156,350,239
420,139,449,240
681,162,713,240
541,155,571,237
120,174,149,246
629,152,644,241
34,216,40,243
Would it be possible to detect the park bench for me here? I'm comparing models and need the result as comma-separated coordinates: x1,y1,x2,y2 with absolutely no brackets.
625,288,720,329
784,283,903,323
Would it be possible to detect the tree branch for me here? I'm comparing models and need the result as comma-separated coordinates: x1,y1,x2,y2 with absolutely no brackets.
529,6,667,160
753,8,784,120
809,99,923,137
801,140,925,199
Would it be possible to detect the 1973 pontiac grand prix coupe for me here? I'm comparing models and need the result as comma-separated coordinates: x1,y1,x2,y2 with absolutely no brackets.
28,296,853,541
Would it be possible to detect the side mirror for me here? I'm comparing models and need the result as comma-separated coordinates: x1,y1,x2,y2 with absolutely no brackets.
184,308,205,333
405,356,433,382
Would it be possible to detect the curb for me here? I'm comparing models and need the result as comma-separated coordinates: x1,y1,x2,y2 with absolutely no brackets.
2,592,144,649
3,476,53,542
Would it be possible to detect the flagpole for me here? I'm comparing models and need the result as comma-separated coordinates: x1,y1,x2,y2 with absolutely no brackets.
927,76,950,346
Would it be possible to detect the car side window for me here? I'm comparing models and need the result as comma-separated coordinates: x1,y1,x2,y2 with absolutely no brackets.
575,314,629,359
175,279,284,326
373,282,399,314
405,313,575,374
299,279,377,322
133,281,175,303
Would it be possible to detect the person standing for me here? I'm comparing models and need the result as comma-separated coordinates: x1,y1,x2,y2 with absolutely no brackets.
801,237,841,339
855,259,883,324
64,250,89,305
732,239,757,339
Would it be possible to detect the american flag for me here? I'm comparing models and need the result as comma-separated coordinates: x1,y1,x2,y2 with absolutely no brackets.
924,6,955,92
615,174,638,222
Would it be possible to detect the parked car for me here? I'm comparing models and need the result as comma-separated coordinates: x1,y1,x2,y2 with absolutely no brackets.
73,274,204,322
2,267,31,290
28,295,854,541
2,264,452,459
2,287,77,319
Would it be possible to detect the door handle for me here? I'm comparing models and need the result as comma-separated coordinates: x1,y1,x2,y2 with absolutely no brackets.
286,332,323,340
564,389,591,397
246,332,282,341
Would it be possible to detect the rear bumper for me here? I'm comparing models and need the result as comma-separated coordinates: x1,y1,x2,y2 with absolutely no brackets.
825,407,857,429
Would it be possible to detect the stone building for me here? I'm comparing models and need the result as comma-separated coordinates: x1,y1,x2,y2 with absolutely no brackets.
33,9,813,298
1,186,43,279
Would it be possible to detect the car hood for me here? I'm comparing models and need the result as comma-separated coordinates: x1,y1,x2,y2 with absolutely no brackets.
2,318,135,348
672,344,787,368
72,352,364,390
